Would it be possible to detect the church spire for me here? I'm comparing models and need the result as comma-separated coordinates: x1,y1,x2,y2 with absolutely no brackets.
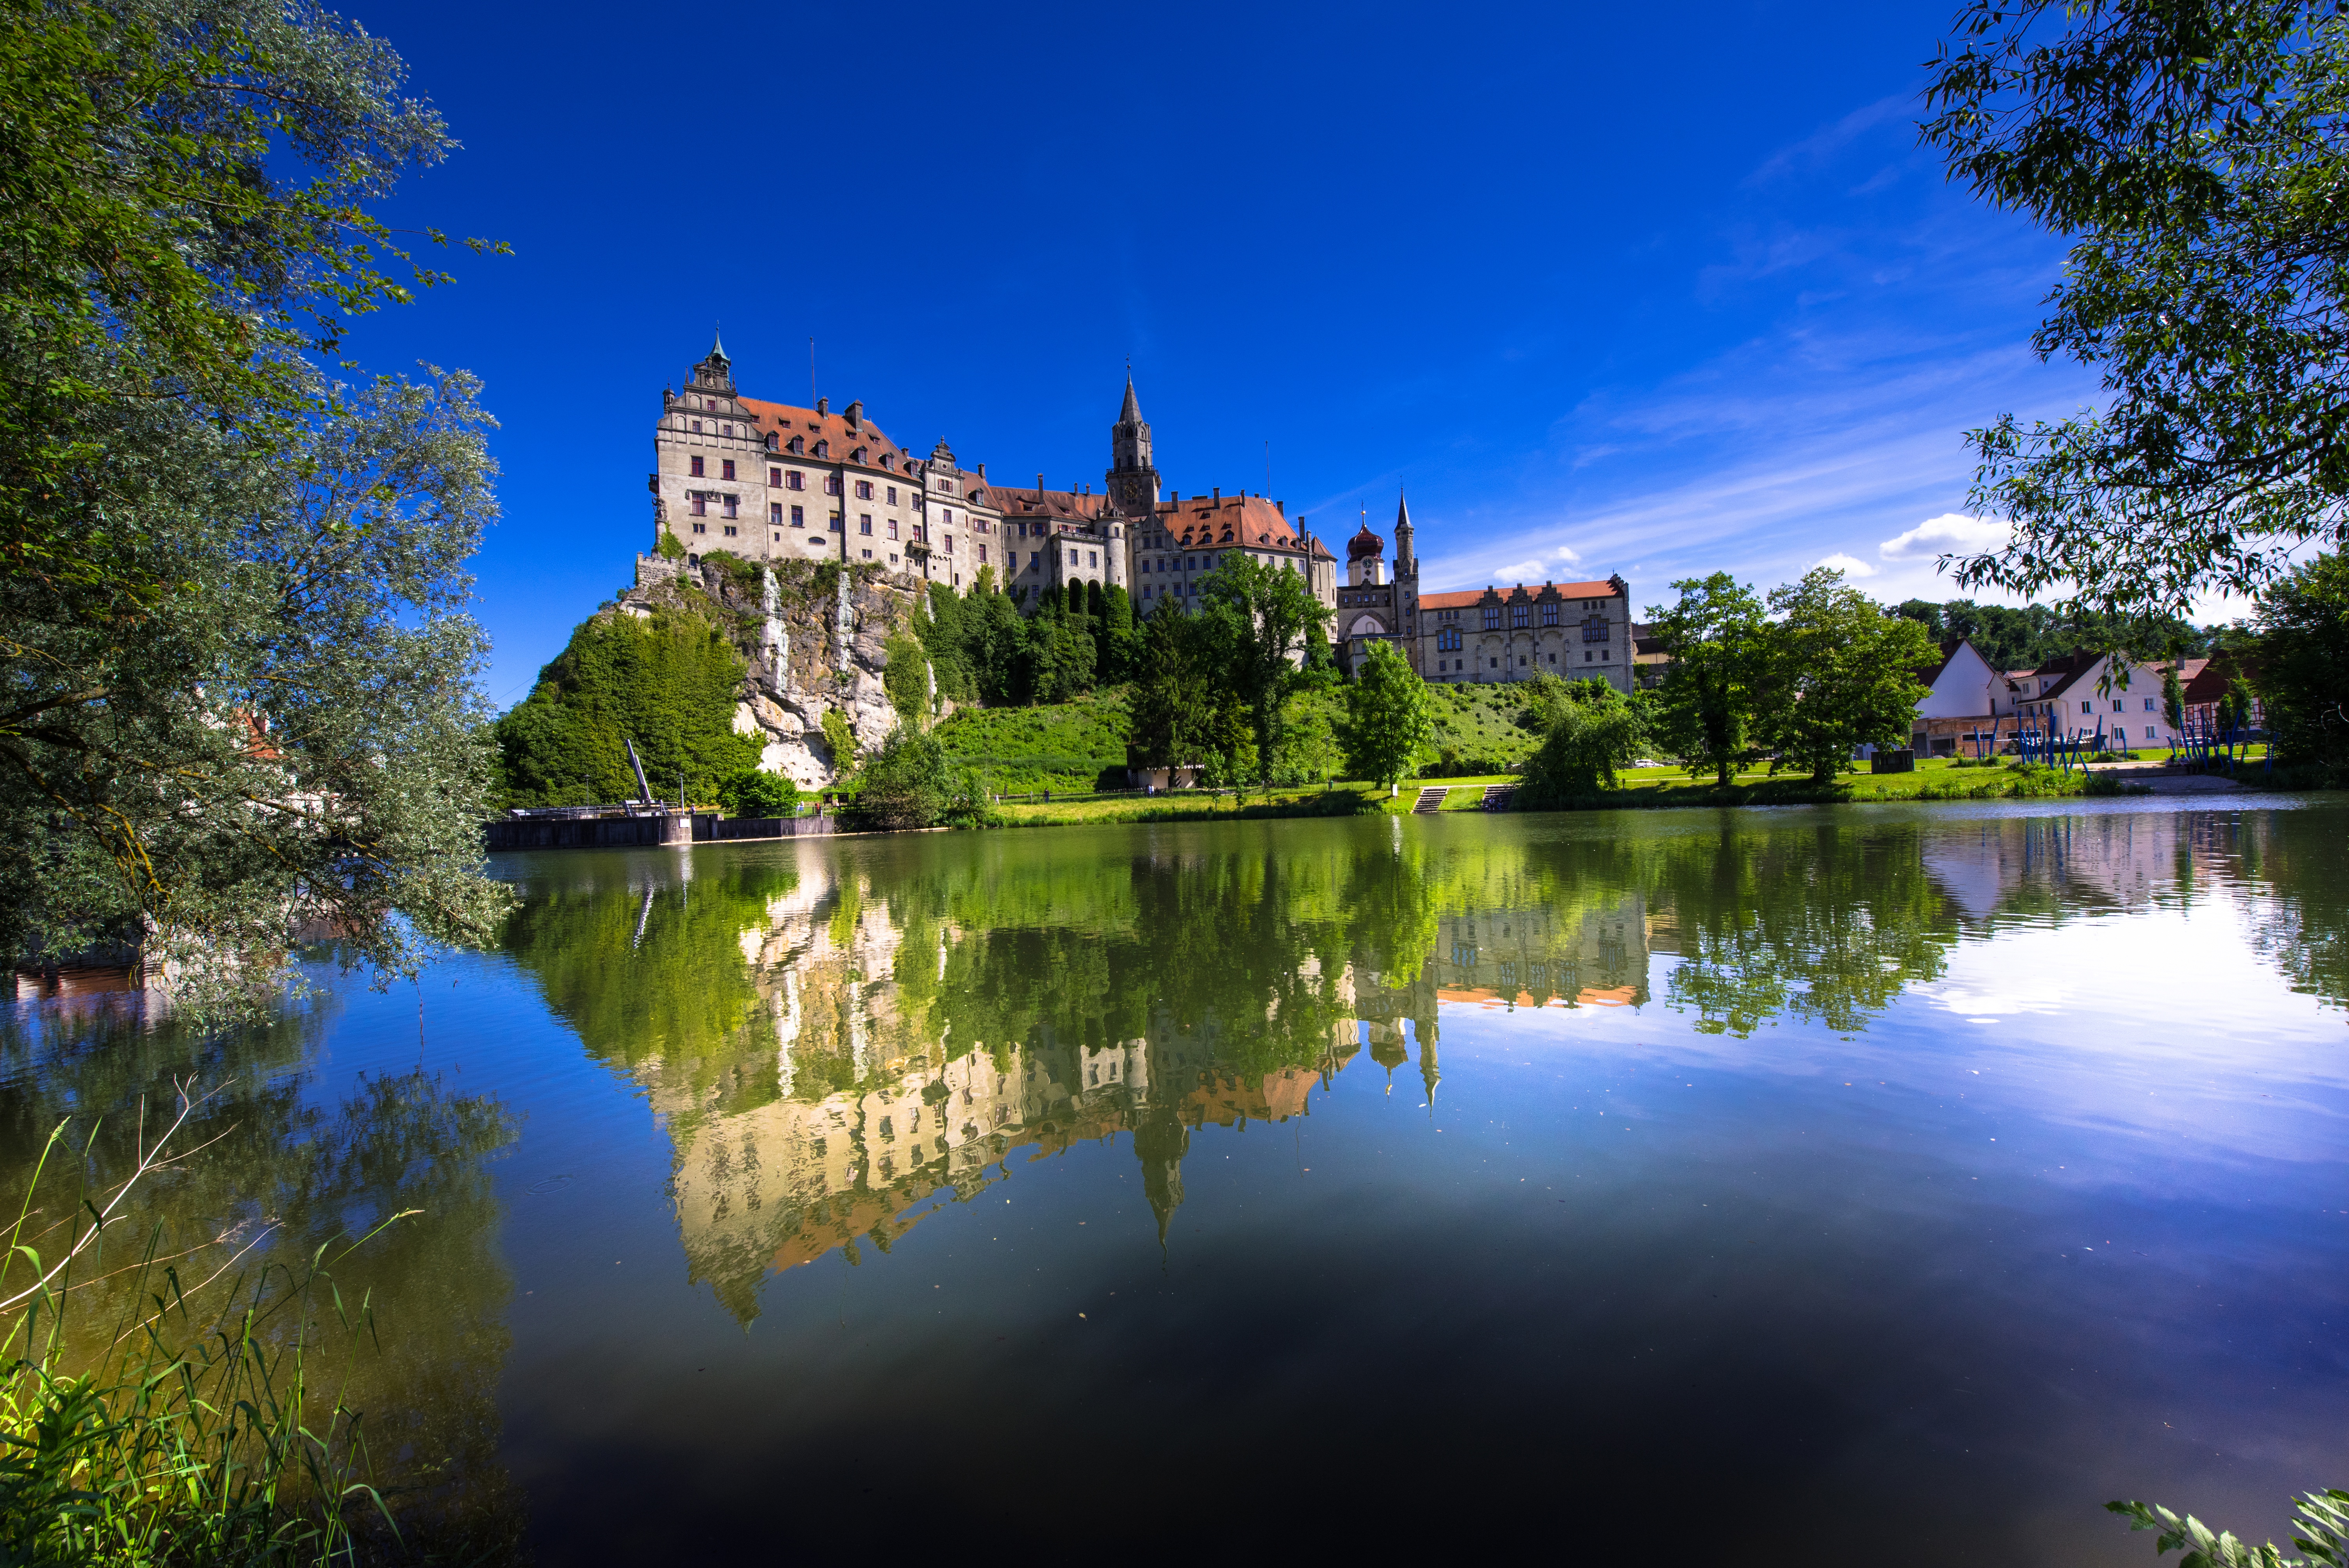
1119,371,1142,423
1392,486,1417,579
711,323,728,362
1107,369,1159,517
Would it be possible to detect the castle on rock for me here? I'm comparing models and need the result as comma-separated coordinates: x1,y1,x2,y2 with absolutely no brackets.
649,338,1631,689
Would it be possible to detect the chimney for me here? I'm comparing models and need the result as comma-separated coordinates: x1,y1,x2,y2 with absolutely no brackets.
1170,490,1179,503
845,399,861,429
1213,486,1221,503
816,396,829,415
1037,472,1046,497
977,463,986,481
1276,499,1285,514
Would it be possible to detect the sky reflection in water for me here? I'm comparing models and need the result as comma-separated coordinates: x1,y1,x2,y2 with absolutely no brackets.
9,800,2348,1564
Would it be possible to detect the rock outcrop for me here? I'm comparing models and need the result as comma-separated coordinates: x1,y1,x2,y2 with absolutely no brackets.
622,553,924,789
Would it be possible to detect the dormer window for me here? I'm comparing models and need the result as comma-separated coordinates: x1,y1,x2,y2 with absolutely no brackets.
852,447,868,464
788,436,804,454
765,433,777,451
813,440,829,458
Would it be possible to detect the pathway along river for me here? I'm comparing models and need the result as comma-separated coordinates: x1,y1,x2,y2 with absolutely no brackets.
7,800,2349,1563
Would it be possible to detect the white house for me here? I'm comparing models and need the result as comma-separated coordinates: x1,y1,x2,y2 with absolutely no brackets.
1908,639,2004,756
2007,652,2208,752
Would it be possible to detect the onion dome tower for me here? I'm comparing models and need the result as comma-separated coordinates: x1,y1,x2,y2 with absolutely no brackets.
1347,519,1387,586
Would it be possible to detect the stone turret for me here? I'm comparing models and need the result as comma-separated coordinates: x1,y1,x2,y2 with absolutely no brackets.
1105,373,1161,517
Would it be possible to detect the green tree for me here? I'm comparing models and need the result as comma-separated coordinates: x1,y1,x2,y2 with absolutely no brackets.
718,768,800,818
2248,552,2347,777
1755,570,1938,784
0,2,509,1015
1924,0,2349,616
2162,662,2188,731
1198,554,1333,784
882,631,931,727
1127,595,1237,770
1518,680,1649,805
1646,573,1768,785
848,726,950,831
495,597,760,807
1340,641,1434,794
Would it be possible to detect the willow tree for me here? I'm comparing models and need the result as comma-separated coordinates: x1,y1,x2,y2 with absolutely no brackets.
0,1,509,1016
1925,0,2349,615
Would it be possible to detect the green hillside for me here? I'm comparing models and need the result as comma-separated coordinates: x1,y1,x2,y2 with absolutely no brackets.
932,689,1132,793
930,678,1541,793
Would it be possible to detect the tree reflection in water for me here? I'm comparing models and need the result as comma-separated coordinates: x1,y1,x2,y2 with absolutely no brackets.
0,994,526,1556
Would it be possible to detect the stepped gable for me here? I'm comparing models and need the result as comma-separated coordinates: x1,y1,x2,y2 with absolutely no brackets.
1419,577,1620,611
735,396,912,472
1157,493,1296,549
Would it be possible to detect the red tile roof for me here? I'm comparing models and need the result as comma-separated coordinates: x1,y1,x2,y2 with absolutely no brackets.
1153,494,1301,551
736,396,910,472
1418,580,1622,611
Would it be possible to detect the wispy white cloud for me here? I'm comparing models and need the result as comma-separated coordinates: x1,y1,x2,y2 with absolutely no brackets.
1815,551,1876,577
1746,93,1914,186
1880,512,2009,561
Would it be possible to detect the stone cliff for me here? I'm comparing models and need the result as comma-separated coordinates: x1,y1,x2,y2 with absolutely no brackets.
622,552,927,789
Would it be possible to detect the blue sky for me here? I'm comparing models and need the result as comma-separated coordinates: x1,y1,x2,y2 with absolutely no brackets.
343,0,2110,707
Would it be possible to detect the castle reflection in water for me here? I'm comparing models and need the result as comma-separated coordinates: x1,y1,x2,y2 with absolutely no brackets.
609,857,1653,1319
498,805,2342,1323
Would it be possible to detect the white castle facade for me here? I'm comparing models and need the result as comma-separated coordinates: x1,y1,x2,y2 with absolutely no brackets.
649,337,1630,688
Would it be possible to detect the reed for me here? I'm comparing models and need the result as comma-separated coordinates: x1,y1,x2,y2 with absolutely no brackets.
0,1084,423,1566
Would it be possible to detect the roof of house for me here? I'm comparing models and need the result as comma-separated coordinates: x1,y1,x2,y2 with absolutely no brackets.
992,485,1111,522
1156,494,1301,551
1419,579,1624,612
736,396,913,472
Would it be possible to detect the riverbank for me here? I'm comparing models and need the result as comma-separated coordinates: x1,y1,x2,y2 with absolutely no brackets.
978,757,2272,827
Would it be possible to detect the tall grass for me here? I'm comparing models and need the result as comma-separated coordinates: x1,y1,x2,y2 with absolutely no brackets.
0,1084,425,1565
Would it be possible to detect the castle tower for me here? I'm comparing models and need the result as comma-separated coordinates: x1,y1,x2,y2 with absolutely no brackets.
690,329,734,397
1393,488,1418,583
1393,489,1420,670
1347,517,1386,587
1105,374,1161,517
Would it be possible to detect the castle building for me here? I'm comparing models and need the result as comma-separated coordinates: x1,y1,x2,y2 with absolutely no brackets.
648,339,1628,683
651,340,1337,609
1333,493,1635,691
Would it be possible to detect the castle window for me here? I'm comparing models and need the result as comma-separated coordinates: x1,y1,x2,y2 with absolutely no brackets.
722,424,732,438
789,437,804,454
692,522,706,534
692,421,703,434
829,513,843,531
823,476,841,495
768,467,781,486
978,544,987,563
723,495,738,519
791,505,804,527
1581,617,1609,642
1089,551,1098,567
1541,603,1559,626
690,456,705,478
722,460,736,481
690,493,706,517
888,519,899,540
852,447,868,464
855,480,873,500
814,440,829,458
723,525,738,537
944,534,953,553
765,433,777,451
1482,607,1500,629
860,515,873,535
770,502,781,525
886,485,898,505
1511,604,1529,628
786,471,805,491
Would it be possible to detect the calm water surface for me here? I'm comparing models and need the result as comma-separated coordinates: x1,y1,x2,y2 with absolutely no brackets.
9,801,2349,1563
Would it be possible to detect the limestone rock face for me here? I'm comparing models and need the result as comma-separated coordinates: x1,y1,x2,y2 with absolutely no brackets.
625,553,921,789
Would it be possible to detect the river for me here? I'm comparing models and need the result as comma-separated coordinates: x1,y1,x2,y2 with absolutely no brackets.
7,799,2347,1563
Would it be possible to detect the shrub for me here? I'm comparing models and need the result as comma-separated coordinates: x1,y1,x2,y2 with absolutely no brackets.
719,767,799,818
845,727,949,830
